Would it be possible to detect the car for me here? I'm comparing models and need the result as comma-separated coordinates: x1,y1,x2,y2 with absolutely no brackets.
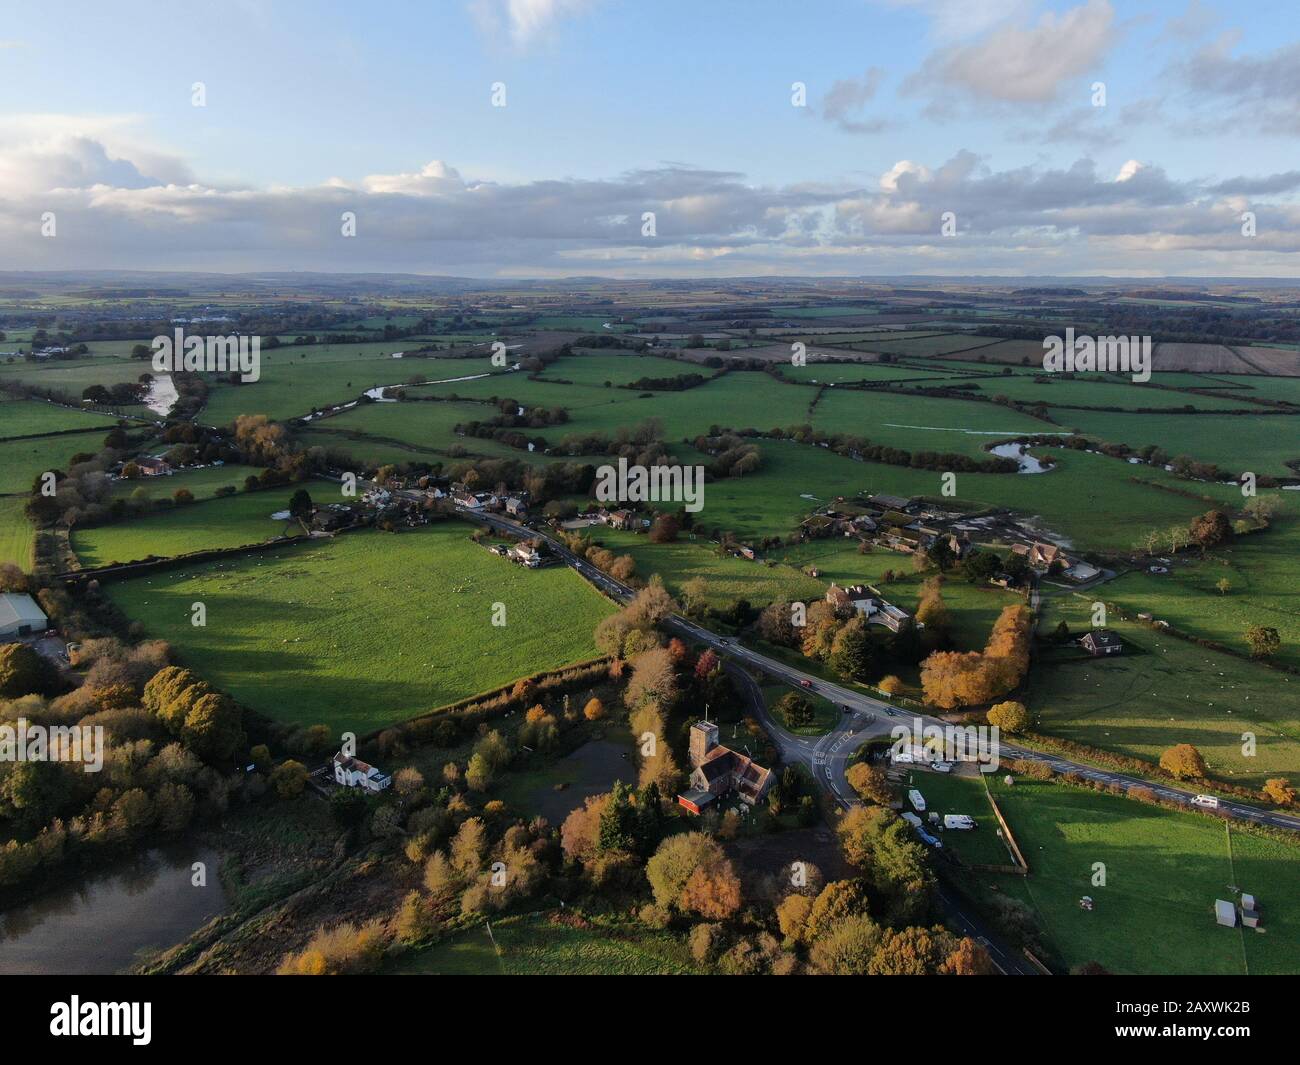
799,679,813,689
929,761,953,773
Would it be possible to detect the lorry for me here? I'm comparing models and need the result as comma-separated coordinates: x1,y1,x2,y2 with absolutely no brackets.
908,788,926,812
943,814,976,830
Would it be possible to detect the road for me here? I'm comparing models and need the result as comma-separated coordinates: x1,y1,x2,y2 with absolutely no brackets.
455,505,1300,835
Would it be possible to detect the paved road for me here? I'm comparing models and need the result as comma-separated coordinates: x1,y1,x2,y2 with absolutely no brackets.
456,506,1300,836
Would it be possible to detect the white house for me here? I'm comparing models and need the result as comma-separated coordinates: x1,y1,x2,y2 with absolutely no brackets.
0,593,48,640
333,752,392,792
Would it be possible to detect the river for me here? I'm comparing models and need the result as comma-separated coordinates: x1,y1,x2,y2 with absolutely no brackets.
0,844,227,974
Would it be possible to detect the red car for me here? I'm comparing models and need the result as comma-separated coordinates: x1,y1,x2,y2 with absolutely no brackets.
800,679,813,689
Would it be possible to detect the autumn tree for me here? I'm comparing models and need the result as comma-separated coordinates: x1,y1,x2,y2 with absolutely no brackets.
987,700,1031,734
845,762,894,805
1263,778,1296,805
1159,743,1208,780
1244,625,1281,659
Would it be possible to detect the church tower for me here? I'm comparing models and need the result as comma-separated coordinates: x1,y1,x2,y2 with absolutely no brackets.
689,719,719,768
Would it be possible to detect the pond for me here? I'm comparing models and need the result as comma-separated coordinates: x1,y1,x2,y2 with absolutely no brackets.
989,442,1051,473
0,845,227,974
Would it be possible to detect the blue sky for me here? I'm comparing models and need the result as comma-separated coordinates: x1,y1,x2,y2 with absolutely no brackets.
2,0,1298,276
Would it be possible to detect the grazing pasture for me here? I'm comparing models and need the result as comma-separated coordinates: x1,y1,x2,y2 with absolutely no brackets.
102,523,616,733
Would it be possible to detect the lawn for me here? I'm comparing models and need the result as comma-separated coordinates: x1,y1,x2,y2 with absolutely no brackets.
896,769,1016,867
390,912,701,975
108,464,262,500
102,522,616,733
0,434,111,494
1026,592,1300,790
981,775,1299,974
72,488,308,567
762,682,839,735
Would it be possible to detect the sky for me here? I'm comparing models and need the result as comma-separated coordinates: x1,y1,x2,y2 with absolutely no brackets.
1,0,1298,278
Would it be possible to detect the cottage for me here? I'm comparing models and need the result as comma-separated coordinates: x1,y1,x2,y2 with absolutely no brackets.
1079,629,1123,656
333,752,392,792
677,720,772,814
505,496,528,517
452,491,483,509
608,509,636,530
0,593,48,639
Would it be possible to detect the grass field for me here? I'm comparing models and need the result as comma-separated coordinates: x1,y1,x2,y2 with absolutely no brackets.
71,488,308,567
1051,408,1298,476
107,464,262,500
0,434,109,494
0,496,34,569
1102,502,1300,671
897,769,1017,867
390,912,700,975
0,397,121,437
103,522,616,733
1026,592,1300,789
982,775,1299,974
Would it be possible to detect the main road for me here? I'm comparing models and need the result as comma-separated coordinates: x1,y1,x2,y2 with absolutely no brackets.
454,505,1300,835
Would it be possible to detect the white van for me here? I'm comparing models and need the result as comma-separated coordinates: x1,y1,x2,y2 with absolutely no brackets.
943,814,976,830
1191,794,1220,809
908,788,926,813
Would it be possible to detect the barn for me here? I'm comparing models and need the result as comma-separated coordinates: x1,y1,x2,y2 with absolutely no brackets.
0,593,48,640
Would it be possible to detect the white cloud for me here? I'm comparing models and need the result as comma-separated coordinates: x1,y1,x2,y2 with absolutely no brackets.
470,0,598,47
905,0,1117,105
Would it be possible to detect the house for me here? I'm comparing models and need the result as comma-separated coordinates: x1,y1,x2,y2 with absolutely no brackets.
134,456,172,477
512,542,542,567
0,593,48,640
989,572,1016,589
452,491,483,509
677,720,773,814
608,509,635,530
736,545,756,561
505,496,528,517
826,583,872,614
333,752,392,792
1080,629,1123,656
1011,540,1076,573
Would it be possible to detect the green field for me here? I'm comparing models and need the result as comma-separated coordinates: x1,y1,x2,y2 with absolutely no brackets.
71,488,307,567
0,434,109,494
982,775,1299,974
0,496,34,569
0,397,121,437
898,770,1017,867
1052,408,1298,476
102,522,616,732
1103,503,1300,671
1027,593,1300,789
108,464,261,500
200,340,449,424
390,912,700,974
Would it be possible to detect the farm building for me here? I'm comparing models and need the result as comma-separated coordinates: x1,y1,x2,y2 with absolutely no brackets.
0,593,48,640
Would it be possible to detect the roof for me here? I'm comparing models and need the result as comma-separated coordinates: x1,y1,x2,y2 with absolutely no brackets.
870,493,913,510
0,593,47,628
1081,629,1122,649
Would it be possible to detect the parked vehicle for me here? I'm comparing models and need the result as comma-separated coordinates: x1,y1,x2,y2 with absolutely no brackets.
1191,794,1220,809
943,814,976,830
929,761,953,773
916,829,943,849
908,788,926,813
901,812,923,828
